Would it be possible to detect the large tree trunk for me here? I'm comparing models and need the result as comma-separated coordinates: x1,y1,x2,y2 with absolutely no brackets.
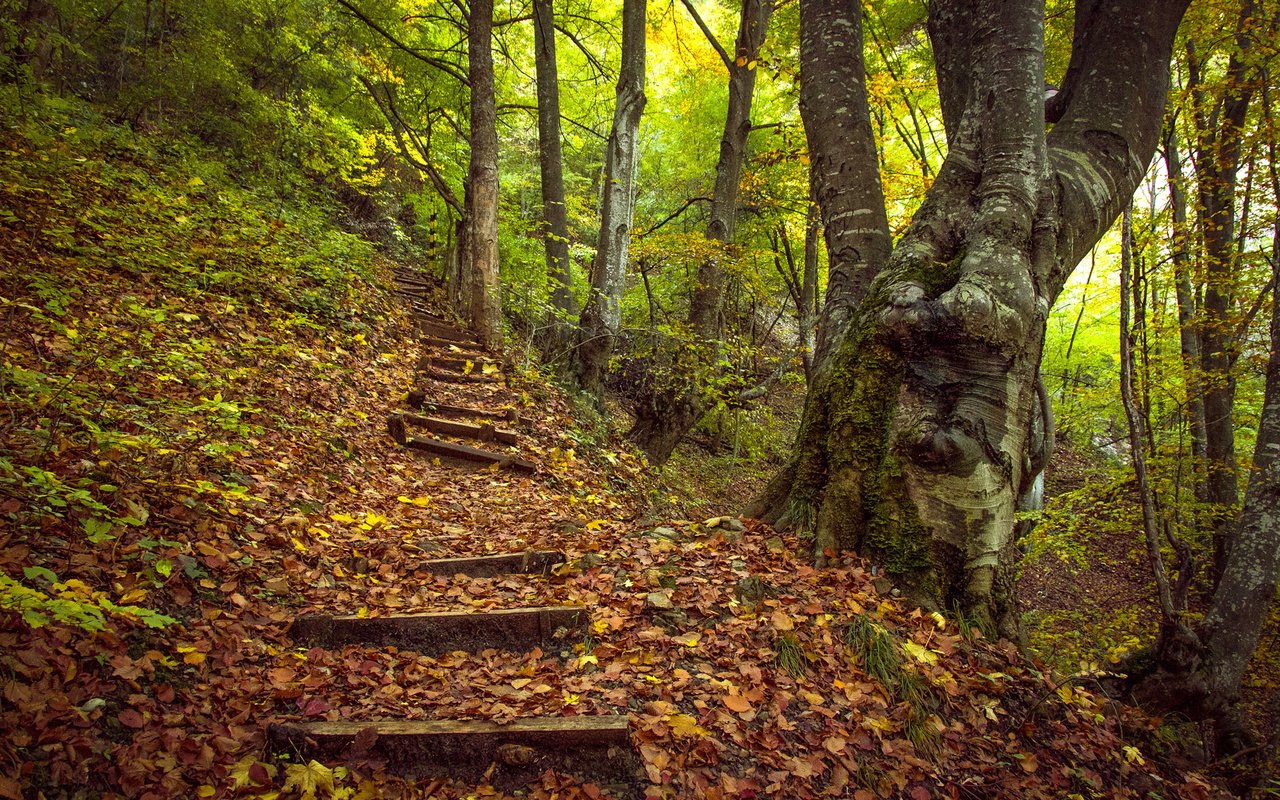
799,0,892,370
751,0,1189,637
467,0,503,352
628,0,773,464
533,0,574,356
574,0,646,397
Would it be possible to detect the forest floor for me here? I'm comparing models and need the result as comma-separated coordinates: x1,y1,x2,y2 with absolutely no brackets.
0,102,1230,799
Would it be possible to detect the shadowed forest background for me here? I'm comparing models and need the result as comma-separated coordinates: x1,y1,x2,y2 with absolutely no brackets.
2,0,1280,797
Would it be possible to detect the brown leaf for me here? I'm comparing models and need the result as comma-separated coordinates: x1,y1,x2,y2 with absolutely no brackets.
118,709,146,728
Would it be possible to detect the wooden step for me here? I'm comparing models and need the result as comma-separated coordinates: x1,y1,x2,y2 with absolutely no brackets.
406,394,520,424
389,412,518,445
421,336,490,354
422,368,504,384
289,605,585,653
419,354,501,374
417,318,478,343
400,435,536,473
267,717,632,783
422,551,565,577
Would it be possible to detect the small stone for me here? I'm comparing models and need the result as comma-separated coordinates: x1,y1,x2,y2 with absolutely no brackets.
576,553,605,570
652,526,679,540
725,518,746,532
872,577,894,596
765,536,786,553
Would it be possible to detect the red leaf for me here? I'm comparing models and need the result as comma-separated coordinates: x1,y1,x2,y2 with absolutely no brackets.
301,698,331,716
118,709,146,728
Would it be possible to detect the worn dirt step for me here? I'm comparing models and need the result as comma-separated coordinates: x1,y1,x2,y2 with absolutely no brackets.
388,412,518,446
421,368,504,384
289,605,584,653
267,717,636,790
417,318,479,343
421,551,566,578
406,394,520,424
403,435,535,472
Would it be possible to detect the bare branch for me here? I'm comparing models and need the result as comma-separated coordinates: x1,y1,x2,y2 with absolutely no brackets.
678,0,732,70
335,0,469,85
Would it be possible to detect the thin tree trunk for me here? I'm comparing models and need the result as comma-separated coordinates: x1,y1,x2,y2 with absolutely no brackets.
574,0,646,397
467,0,503,352
800,205,819,383
533,0,574,356
628,0,773,464
1163,126,1209,504
799,0,892,369
1186,2,1259,583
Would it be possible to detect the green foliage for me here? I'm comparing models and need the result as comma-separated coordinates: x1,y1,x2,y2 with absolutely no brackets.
773,632,807,678
0,572,176,632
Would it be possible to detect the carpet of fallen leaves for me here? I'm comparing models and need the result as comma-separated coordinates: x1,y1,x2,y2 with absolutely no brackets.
0,104,1223,800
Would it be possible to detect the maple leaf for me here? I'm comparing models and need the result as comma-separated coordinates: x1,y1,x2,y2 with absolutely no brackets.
282,760,343,798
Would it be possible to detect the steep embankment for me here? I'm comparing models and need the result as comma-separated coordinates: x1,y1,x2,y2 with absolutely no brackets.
0,104,1216,799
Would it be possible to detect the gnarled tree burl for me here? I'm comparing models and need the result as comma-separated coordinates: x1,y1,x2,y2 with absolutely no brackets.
751,0,1190,638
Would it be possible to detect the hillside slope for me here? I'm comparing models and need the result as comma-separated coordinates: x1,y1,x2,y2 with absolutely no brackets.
0,102,1217,799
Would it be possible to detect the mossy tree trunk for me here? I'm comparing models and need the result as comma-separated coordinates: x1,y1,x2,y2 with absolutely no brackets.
751,0,1189,638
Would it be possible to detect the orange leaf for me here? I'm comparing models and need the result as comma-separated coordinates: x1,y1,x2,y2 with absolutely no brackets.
771,610,794,631
723,691,752,713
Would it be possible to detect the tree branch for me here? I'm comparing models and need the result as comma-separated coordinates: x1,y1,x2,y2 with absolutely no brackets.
678,0,732,70
335,0,470,85
637,196,713,238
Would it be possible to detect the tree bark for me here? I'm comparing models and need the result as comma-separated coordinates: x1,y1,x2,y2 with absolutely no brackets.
533,0,574,356
751,0,1189,637
1162,126,1209,504
800,205,820,382
799,0,892,369
467,0,503,352
628,0,773,464
1185,2,1260,585
574,0,646,397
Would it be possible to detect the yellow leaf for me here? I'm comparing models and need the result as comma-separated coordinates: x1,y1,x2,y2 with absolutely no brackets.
119,588,147,604
902,641,939,665
183,650,206,666
463,359,475,375
482,362,499,375
592,619,610,635
674,633,700,648
585,519,606,531
1056,684,1074,704
665,713,708,737
364,513,387,527
563,691,581,705
188,176,205,187
356,607,369,618
397,495,432,507
292,537,308,553
196,786,216,798
577,653,599,669
282,759,336,798
770,610,794,631
1123,745,1145,765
